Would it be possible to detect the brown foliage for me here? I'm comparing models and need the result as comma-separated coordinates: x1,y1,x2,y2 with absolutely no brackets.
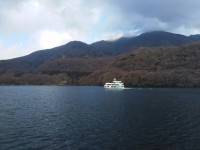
79,42,200,87
1,42,200,87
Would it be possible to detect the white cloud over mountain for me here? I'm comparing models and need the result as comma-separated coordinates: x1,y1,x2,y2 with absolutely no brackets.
0,0,200,59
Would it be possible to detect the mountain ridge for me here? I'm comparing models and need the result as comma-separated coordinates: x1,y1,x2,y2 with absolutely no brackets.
2,31,199,61
1,31,200,86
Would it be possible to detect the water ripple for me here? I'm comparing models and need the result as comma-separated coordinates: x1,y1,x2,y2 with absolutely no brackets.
0,86,200,150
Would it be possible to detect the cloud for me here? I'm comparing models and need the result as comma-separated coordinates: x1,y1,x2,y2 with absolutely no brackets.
34,30,72,49
0,39,24,60
0,0,200,59
105,0,200,35
0,0,105,59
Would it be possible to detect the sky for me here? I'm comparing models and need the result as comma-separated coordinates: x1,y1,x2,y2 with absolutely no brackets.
0,0,200,60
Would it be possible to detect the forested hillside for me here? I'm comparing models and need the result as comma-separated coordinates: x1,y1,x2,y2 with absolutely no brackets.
1,31,200,87
81,42,200,87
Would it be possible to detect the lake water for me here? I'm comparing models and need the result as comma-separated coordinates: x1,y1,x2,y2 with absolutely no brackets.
0,86,200,150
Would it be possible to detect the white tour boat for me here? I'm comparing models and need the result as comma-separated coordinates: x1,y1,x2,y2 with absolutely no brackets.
104,78,125,89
